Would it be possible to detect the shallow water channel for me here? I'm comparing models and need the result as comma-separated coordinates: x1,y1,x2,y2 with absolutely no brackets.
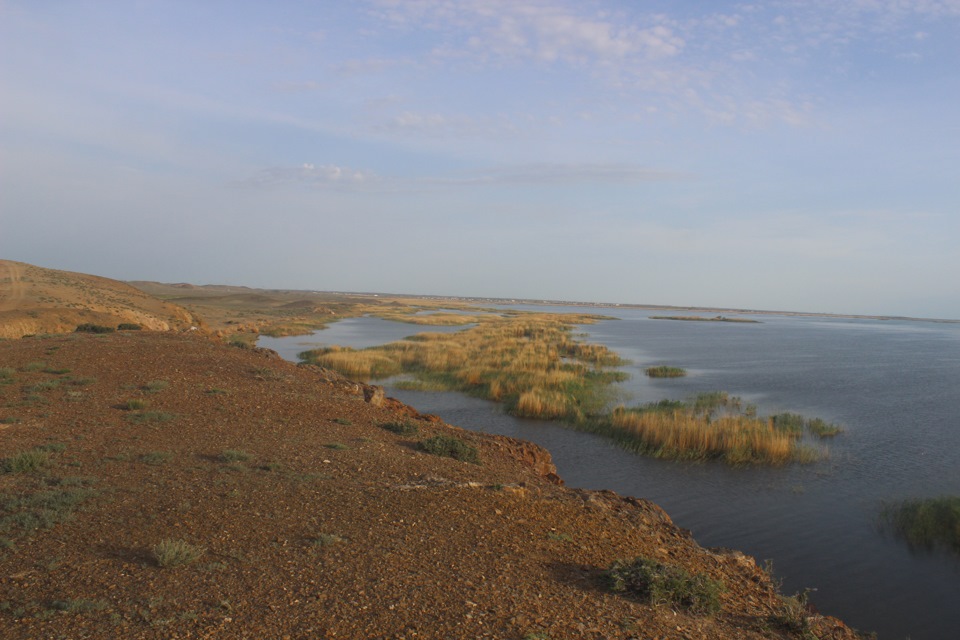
259,309,960,639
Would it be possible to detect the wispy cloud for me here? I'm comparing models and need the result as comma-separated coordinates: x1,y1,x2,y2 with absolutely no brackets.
245,164,378,188
242,162,680,190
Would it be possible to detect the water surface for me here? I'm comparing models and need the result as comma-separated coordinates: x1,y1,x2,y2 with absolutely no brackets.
261,310,960,639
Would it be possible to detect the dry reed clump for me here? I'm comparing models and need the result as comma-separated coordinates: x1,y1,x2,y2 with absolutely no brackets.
606,394,825,465
611,409,795,464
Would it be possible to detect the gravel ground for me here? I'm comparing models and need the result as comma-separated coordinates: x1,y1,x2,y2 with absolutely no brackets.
0,332,861,639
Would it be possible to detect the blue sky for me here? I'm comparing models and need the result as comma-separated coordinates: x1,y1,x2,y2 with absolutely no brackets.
2,1,959,318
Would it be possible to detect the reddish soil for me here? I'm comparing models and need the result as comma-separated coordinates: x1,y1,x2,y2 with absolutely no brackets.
0,331,861,639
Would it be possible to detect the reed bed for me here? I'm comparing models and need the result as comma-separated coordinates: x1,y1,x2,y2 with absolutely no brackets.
604,395,823,464
300,312,626,423
645,365,687,378
300,311,835,466
881,495,960,554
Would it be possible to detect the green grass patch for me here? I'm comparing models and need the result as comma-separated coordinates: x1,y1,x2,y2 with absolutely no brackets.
119,399,148,411
117,323,142,331
0,486,99,536
152,539,204,568
881,495,960,555
605,556,723,615
332,417,352,425
378,420,419,436
325,442,350,450
419,435,480,464
21,361,47,372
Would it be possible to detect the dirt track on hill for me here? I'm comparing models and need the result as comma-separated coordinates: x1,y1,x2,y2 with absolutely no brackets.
0,261,25,312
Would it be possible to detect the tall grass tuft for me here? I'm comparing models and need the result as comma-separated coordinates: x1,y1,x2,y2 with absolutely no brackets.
881,496,960,554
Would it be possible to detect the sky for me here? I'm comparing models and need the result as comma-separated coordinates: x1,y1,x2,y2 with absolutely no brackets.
2,1,959,319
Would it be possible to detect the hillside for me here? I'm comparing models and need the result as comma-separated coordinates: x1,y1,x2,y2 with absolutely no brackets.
0,330,863,639
0,261,200,339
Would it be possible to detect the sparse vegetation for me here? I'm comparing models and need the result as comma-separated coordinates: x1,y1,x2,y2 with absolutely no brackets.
325,442,350,450
142,380,169,393
152,539,204,568
645,365,687,378
119,399,148,411
0,484,99,540
881,495,960,555
420,435,480,464
333,417,352,425
117,323,142,331
605,556,723,615
2,448,52,473
49,598,107,614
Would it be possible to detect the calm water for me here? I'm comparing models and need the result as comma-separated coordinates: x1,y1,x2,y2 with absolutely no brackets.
261,310,960,639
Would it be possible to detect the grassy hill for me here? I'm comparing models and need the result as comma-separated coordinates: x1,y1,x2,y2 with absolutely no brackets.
0,261,200,339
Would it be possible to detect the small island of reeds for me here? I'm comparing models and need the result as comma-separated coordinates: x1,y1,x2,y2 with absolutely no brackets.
650,315,760,323
645,365,687,378
880,495,960,556
301,310,841,466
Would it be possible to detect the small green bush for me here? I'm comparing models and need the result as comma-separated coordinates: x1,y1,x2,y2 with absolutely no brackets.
379,421,419,436
117,323,142,331
419,435,480,464
75,323,115,334
605,556,723,615
325,442,350,450
152,539,204,568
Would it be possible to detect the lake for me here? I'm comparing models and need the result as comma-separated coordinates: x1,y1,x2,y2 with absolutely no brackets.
259,308,960,639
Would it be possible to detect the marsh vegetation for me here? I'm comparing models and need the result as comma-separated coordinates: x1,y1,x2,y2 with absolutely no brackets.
881,496,960,555
300,310,838,465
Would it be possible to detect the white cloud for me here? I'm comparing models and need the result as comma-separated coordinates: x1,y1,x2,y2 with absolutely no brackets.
246,164,377,188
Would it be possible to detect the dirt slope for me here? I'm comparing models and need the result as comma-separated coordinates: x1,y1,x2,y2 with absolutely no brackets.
0,331,861,639
0,261,200,339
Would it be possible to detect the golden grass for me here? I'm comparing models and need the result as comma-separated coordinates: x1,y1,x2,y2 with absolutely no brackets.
609,405,820,464
301,312,625,423
300,310,829,466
